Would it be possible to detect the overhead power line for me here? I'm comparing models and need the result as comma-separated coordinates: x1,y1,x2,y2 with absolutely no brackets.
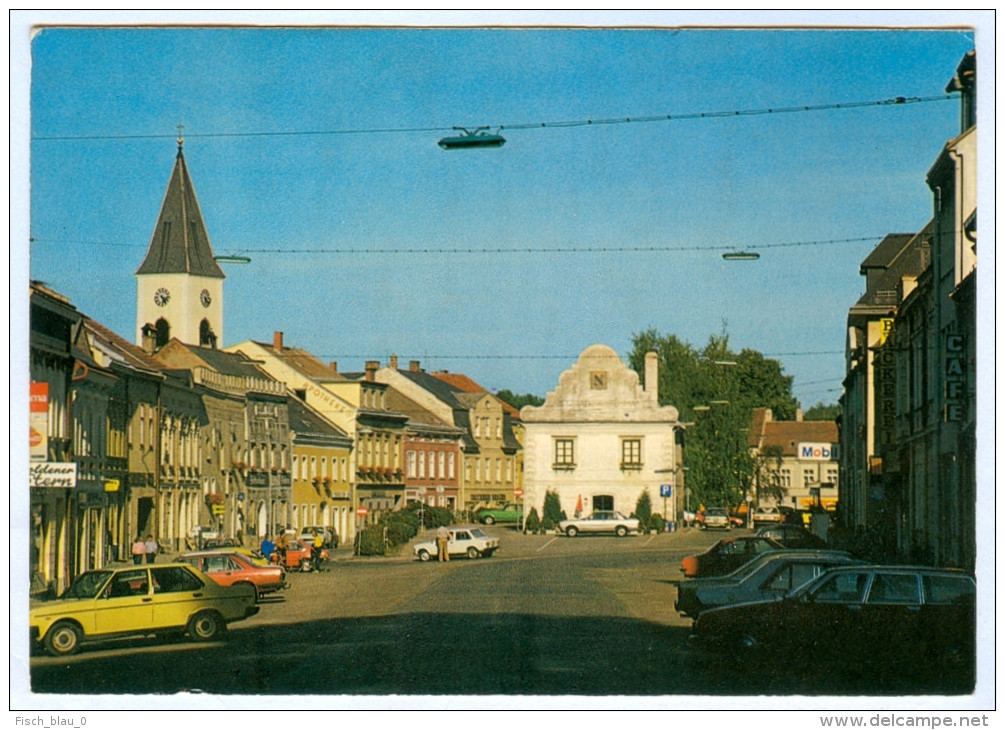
31,94,952,142
30,234,882,255
316,350,842,362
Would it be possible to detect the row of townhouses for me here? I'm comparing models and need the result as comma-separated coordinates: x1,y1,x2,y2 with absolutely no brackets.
839,50,977,570
28,137,529,596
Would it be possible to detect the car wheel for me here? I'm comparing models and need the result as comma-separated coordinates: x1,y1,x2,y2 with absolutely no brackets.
234,581,259,600
566,526,579,537
187,611,224,642
417,549,432,562
467,547,480,559
615,525,628,538
483,516,495,525
44,621,82,657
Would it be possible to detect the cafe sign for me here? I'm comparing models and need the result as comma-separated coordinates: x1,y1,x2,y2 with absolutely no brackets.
30,462,78,488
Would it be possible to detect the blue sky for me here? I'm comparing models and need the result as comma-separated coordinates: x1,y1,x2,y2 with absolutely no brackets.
20,13,981,407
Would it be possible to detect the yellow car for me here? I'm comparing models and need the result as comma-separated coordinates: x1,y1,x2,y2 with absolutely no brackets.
30,563,259,657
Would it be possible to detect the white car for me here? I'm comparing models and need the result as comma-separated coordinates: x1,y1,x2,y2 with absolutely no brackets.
558,511,640,537
413,526,500,561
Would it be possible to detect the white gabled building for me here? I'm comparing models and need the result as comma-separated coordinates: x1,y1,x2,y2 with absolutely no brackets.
520,344,682,523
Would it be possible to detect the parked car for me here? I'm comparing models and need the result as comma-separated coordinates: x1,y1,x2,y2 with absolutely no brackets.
558,511,641,537
676,549,854,617
675,551,865,618
30,563,259,657
692,565,976,665
755,523,827,549
413,526,500,561
751,506,785,529
680,536,785,578
178,551,286,597
701,507,732,531
297,526,337,548
475,503,524,526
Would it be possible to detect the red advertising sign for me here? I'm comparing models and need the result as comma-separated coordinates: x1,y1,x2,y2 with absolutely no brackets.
30,382,49,461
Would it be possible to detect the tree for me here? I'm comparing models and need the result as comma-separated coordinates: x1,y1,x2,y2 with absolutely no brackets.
752,444,787,505
804,402,841,421
628,328,796,511
495,389,545,411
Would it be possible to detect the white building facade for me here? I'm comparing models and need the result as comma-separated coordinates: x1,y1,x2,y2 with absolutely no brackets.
520,345,682,522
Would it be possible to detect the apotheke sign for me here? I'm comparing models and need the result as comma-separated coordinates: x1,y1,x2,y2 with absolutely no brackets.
30,462,78,488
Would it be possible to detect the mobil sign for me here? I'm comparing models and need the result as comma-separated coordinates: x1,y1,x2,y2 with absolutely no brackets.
798,443,836,461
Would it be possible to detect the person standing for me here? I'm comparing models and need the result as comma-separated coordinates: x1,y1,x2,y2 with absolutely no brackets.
312,530,324,572
436,525,450,562
131,536,145,565
144,534,159,564
260,535,276,563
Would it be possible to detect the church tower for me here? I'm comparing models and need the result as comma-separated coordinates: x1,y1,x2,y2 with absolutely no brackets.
136,133,225,350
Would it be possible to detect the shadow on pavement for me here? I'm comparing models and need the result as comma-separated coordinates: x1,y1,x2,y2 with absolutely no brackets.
30,611,974,697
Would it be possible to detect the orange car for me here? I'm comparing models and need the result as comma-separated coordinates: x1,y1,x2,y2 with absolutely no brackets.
179,551,286,597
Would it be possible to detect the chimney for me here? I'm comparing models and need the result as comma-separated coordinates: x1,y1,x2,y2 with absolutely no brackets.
365,360,379,381
329,361,338,373
141,324,157,355
273,331,283,351
645,350,659,397
795,409,803,422
389,354,398,370
409,360,421,373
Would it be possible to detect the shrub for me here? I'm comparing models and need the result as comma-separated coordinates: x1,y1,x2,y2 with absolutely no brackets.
648,513,666,533
543,490,563,528
634,489,654,527
356,525,387,556
524,507,541,534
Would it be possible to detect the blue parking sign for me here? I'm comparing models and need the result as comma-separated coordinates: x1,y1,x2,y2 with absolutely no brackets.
660,484,672,498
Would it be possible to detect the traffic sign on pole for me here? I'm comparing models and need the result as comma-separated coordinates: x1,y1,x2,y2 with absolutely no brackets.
356,505,369,518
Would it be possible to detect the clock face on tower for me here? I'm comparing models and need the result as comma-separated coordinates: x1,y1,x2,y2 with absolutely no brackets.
154,287,171,307
200,289,212,307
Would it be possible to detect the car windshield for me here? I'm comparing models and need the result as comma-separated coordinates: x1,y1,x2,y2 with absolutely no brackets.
59,570,113,599
707,509,727,516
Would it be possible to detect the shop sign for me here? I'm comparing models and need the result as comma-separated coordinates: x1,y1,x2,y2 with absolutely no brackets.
30,462,77,488
245,471,269,488
30,382,48,462
798,443,837,461
944,334,966,422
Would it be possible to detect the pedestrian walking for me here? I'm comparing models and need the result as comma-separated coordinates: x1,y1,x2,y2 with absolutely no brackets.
276,531,289,565
131,536,146,565
144,534,159,564
436,525,450,562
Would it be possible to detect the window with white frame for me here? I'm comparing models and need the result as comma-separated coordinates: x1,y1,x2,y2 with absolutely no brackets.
553,438,575,469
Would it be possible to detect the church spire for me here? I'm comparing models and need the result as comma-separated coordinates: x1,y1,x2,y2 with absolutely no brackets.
135,139,225,278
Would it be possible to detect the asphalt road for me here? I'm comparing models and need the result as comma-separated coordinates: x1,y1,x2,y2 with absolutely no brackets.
29,527,973,697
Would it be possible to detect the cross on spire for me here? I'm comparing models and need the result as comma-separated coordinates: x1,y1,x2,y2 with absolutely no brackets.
176,122,184,150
